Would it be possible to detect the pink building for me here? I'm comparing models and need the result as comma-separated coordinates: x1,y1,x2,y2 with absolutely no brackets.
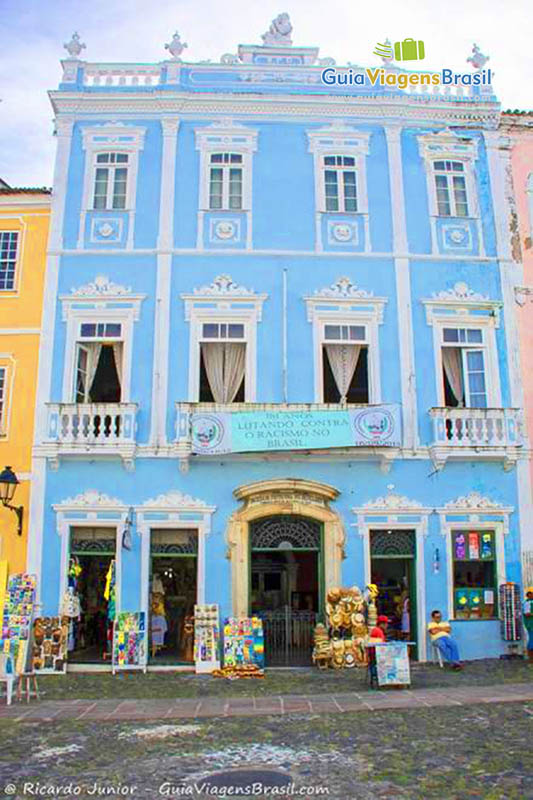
502,112,533,586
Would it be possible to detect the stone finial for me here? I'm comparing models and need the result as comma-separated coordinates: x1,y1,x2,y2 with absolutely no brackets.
64,32,86,60
165,31,188,60
261,13,293,46
467,43,489,71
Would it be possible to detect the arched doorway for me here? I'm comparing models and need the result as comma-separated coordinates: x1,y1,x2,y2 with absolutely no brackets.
250,515,323,666
226,479,345,666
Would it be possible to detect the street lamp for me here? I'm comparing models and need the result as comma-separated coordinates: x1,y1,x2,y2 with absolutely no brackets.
0,466,24,537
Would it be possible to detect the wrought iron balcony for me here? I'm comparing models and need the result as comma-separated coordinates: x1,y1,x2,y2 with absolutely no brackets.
45,403,138,469
429,407,524,471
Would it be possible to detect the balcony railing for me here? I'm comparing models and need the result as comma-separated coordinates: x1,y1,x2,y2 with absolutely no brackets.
45,403,138,468
429,407,523,470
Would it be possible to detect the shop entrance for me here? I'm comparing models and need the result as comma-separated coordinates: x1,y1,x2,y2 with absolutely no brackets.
370,529,418,659
69,527,117,663
250,515,323,666
149,529,198,665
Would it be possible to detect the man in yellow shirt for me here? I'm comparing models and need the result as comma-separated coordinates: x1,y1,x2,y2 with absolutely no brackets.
427,610,462,670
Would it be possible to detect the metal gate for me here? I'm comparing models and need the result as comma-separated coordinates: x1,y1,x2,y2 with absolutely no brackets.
258,608,317,666
250,516,322,667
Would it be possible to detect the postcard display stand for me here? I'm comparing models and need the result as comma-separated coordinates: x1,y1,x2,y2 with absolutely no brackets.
375,642,411,687
0,573,36,675
194,605,220,673
223,617,265,671
499,583,522,642
112,612,147,673
32,617,69,673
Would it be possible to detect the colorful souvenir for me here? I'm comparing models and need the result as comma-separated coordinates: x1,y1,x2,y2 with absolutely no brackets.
111,611,147,672
454,533,466,559
468,532,480,560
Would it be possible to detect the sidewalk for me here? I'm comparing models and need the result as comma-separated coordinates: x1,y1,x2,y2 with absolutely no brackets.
1,681,532,723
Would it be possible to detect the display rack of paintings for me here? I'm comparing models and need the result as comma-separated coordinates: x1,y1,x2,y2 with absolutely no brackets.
32,616,69,673
112,611,147,673
499,583,522,642
222,617,265,672
0,573,36,675
194,604,220,673
375,642,411,687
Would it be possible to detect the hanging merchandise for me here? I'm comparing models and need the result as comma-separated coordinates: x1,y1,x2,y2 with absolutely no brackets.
481,533,493,559
468,532,480,560
60,589,81,618
312,585,373,669
194,604,220,673
455,588,470,618
112,611,147,673
454,533,466,559
32,617,69,673
104,560,116,621
468,588,482,618
0,573,36,675
499,583,522,642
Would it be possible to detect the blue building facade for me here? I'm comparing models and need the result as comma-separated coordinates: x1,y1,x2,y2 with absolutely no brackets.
28,22,532,665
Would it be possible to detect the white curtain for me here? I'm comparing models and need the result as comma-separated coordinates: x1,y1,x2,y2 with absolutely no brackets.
442,348,464,406
202,342,246,403
325,344,361,403
87,343,103,401
112,343,123,391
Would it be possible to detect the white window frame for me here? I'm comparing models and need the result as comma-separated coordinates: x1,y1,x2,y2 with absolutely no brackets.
195,122,258,250
0,230,20,292
74,322,125,403
440,326,489,408
432,160,470,218
181,275,267,404
305,280,387,405
79,124,146,249
91,152,130,211
207,153,244,211
322,155,359,213
320,321,372,404
417,131,482,254
60,280,145,405
0,357,15,437
198,320,248,402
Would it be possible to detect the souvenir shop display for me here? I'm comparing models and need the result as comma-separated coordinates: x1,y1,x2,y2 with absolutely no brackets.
32,617,69,673
194,604,220,673
0,573,36,675
499,583,522,646
103,560,117,659
222,616,264,673
312,584,376,669
112,611,147,673
212,663,264,679
453,532,496,619
375,642,411,687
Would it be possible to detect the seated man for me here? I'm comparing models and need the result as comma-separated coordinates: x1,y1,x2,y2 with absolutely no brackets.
427,610,462,670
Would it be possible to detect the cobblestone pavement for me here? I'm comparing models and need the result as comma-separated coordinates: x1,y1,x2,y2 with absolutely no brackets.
1,682,532,723
1,701,532,800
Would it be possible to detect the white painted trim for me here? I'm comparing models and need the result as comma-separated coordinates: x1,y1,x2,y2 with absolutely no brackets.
151,119,179,446
0,194,51,208
0,356,15,438
0,328,41,335
353,513,430,661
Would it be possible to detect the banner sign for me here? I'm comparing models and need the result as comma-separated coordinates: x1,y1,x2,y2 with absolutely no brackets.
191,405,401,455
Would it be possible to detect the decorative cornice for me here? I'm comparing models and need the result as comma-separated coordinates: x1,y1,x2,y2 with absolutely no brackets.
192,274,255,297
53,490,125,509
313,276,374,299
70,275,132,296
361,493,423,510
307,124,371,155
444,491,503,510
417,128,479,161
431,282,488,302
140,489,214,511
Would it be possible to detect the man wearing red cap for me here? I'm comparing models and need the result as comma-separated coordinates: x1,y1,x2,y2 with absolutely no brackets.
369,615,389,643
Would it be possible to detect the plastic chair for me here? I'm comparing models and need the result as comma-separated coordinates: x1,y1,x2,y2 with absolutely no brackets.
0,655,16,705
432,641,444,668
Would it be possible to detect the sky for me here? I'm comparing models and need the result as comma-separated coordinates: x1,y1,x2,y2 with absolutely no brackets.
1,0,531,187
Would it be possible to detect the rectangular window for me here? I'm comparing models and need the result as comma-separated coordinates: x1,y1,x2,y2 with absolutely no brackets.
441,328,487,408
453,531,497,619
0,366,6,432
433,160,469,217
92,153,129,210
208,153,243,210
0,231,19,290
323,156,358,213
80,323,122,339
198,321,247,403
74,322,123,403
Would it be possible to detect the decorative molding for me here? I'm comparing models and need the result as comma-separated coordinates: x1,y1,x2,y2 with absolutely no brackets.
53,490,125,510
261,13,293,46
141,489,214,511
361,493,424,511
164,31,187,61
443,491,504,510
193,274,255,297
431,282,488,302
417,128,479,162
70,275,132,296
313,276,374,299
